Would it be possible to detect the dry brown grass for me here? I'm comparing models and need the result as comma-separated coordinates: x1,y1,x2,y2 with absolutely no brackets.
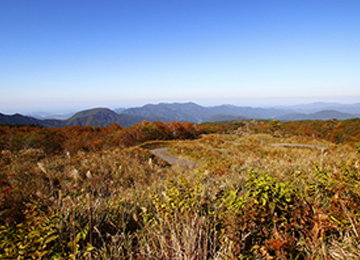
1,132,360,259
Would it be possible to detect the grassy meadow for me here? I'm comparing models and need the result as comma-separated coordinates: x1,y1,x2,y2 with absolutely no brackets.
1,120,360,259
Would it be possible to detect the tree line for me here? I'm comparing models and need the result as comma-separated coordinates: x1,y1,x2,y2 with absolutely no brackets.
0,121,235,155
2,118,360,155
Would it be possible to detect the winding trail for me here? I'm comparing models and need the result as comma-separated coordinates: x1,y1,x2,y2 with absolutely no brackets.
150,147,199,168
269,143,328,151
226,141,328,151
150,142,327,168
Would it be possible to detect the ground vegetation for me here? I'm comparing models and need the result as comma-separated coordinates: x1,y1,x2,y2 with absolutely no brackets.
1,119,359,259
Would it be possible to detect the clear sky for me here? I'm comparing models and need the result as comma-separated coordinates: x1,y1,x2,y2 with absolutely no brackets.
1,0,360,114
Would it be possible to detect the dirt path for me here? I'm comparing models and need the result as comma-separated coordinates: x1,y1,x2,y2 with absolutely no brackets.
226,141,328,151
150,142,327,168
269,143,328,150
150,147,199,168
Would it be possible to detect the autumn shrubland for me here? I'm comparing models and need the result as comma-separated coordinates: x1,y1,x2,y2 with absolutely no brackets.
1,119,360,259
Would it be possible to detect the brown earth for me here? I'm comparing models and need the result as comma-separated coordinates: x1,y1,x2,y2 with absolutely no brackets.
150,147,199,168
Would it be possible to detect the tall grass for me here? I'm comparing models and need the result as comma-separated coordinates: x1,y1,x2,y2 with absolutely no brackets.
1,132,360,259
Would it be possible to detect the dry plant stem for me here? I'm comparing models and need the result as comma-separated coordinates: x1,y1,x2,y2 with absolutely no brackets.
340,201,359,239
1,123,360,259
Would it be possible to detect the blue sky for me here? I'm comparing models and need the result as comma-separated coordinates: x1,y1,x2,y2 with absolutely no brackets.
1,0,360,114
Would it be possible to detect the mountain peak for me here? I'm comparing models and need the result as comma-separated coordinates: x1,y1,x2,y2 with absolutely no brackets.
1,102,360,127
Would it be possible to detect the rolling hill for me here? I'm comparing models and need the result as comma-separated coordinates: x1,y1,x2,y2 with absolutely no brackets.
1,102,359,127
276,110,356,121
121,102,289,122
0,108,147,128
0,113,66,127
121,102,211,122
66,108,147,127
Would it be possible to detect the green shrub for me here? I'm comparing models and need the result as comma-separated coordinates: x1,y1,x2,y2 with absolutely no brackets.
0,201,62,259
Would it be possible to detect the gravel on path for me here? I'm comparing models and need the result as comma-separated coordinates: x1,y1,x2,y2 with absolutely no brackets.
150,147,199,168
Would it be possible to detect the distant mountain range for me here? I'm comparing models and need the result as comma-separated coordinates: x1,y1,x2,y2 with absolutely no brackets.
120,102,360,122
276,110,356,121
276,102,360,115
0,108,148,128
0,113,65,127
1,102,359,127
